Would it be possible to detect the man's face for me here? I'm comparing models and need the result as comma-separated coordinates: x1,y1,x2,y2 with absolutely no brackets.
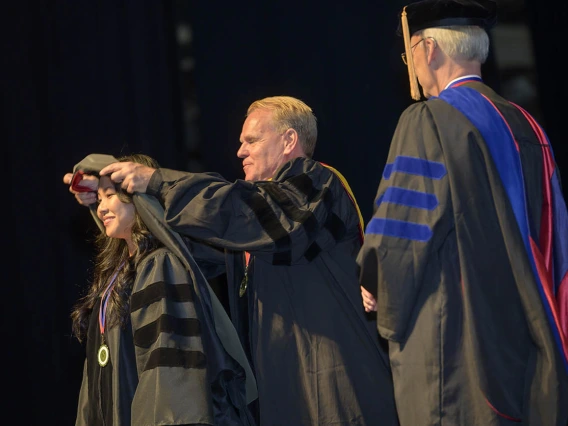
410,34,434,98
237,108,287,181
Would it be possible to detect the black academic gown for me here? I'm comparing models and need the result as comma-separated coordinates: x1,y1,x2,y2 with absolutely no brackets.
76,249,216,425
76,247,258,426
146,157,400,426
357,79,568,426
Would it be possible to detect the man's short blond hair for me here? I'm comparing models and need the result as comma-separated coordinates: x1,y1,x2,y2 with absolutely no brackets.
247,96,318,158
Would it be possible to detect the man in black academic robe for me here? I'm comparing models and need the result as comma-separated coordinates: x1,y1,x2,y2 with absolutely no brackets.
357,1,568,425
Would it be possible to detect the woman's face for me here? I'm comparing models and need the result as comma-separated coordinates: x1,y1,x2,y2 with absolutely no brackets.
97,176,136,246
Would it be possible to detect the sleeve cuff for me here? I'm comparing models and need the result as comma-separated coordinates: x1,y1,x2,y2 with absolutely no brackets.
146,168,163,197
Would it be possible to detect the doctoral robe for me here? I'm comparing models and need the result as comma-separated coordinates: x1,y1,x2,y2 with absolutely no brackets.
357,78,568,426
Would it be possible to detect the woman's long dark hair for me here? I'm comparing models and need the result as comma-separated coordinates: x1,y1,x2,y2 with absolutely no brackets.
71,153,163,343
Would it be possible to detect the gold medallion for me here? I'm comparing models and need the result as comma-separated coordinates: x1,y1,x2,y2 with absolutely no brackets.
98,343,110,367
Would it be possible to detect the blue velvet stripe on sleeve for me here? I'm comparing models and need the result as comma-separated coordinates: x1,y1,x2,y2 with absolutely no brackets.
382,156,447,180
367,156,446,242
376,187,439,211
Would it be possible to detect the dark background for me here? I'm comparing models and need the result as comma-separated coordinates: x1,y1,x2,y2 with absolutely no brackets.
5,1,566,423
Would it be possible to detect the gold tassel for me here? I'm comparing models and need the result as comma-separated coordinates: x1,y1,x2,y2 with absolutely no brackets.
401,7,421,101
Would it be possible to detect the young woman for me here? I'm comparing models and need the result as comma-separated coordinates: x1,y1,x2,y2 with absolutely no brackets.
71,154,253,425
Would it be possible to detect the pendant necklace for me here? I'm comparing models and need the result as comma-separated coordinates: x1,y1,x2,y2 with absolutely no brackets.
97,261,125,367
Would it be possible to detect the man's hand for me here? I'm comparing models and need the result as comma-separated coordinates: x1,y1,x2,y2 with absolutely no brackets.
63,173,98,206
361,286,377,312
100,162,156,194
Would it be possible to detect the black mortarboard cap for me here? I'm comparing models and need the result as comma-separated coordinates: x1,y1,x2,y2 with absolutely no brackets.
397,0,497,36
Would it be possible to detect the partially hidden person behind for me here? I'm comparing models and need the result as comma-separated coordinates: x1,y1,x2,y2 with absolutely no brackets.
357,1,568,425
64,96,399,425
69,153,257,426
